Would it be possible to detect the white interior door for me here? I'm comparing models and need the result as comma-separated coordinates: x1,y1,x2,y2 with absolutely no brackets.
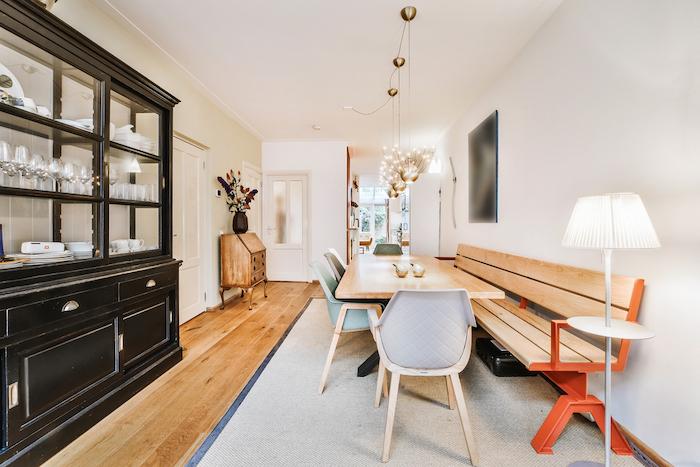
173,138,207,323
241,162,262,234
263,173,308,281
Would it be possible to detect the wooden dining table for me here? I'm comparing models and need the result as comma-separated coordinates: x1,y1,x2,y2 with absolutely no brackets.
335,254,505,376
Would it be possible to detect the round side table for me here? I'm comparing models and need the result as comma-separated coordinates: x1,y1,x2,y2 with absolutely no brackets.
566,317,654,467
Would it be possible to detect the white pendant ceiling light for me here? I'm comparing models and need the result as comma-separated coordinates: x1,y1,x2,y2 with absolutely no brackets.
350,6,435,198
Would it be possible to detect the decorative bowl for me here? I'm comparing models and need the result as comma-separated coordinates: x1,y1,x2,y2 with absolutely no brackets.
393,263,410,278
411,263,425,277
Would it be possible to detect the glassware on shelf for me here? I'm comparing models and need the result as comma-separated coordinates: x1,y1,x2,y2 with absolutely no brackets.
0,140,94,194
108,166,119,186
110,180,158,202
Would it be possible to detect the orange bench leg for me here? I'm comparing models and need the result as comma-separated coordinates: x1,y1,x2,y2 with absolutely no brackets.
531,372,632,455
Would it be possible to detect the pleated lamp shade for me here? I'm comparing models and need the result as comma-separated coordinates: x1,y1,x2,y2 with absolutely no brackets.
562,193,660,249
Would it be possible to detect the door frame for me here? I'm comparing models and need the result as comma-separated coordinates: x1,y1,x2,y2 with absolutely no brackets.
242,161,262,235
173,133,210,317
262,170,311,282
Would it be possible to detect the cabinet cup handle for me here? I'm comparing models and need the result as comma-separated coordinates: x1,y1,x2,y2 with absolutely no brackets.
146,279,157,288
62,300,80,312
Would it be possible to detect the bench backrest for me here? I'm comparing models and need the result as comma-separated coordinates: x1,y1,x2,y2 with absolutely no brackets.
454,244,645,323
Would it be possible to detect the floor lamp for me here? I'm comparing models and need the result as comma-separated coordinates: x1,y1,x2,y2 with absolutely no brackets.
562,193,659,467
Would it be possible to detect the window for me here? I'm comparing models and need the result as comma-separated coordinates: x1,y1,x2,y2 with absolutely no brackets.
359,186,388,244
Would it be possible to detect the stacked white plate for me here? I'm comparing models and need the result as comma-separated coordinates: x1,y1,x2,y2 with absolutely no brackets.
8,250,74,264
112,124,155,152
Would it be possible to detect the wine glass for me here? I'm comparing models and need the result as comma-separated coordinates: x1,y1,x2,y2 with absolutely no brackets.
28,154,47,189
61,162,75,193
79,165,93,195
49,158,63,180
0,141,12,172
14,145,30,176
0,141,13,184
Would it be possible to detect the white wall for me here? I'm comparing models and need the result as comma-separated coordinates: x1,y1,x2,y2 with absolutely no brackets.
409,173,441,256
437,0,700,463
52,1,262,308
262,141,347,279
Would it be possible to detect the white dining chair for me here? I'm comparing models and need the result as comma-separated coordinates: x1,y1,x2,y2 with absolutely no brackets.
311,261,384,394
368,289,479,464
327,247,346,268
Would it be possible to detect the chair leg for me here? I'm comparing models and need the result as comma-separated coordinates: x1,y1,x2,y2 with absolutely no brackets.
383,369,389,397
382,372,401,463
446,375,456,410
318,306,347,394
450,373,479,466
375,360,386,408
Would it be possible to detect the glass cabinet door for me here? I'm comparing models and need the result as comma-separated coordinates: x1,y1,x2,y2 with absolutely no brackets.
108,205,159,256
0,26,100,134
106,87,163,259
0,25,104,270
109,88,159,157
0,195,100,262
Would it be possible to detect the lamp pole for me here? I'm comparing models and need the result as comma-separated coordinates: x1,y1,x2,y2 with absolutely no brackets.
603,248,613,467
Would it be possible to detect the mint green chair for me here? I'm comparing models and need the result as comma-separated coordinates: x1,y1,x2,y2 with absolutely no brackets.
311,261,383,394
373,243,403,255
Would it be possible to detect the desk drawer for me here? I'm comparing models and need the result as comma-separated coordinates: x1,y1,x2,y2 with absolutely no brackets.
119,269,177,301
7,285,117,335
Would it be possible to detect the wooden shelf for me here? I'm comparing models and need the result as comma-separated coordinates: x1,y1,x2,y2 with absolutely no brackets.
0,103,100,146
109,141,159,161
108,198,160,208
0,186,100,203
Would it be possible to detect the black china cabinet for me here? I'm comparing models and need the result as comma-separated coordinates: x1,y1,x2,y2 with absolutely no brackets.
0,1,182,464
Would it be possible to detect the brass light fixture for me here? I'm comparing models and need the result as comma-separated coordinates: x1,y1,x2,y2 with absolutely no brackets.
377,6,435,197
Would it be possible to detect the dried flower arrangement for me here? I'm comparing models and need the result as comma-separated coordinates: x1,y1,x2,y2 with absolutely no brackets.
217,169,258,213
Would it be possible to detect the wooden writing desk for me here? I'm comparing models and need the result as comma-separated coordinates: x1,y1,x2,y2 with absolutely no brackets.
335,254,505,376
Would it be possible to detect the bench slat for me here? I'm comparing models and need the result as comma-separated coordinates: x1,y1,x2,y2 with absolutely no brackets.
457,244,639,310
475,299,590,363
472,302,549,368
456,256,628,321
492,298,613,364
483,300,617,363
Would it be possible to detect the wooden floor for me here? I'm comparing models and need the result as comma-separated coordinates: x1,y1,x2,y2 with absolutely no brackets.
45,281,321,467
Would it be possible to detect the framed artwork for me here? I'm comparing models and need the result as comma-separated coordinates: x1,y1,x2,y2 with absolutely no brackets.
468,110,498,222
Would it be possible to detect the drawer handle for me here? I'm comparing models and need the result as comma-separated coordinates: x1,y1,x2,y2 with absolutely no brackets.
146,279,157,288
62,300,80,312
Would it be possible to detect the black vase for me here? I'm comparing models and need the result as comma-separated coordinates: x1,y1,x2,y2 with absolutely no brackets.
232,211,248,234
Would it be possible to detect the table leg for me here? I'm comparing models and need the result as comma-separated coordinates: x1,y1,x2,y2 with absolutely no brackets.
357,351,380,377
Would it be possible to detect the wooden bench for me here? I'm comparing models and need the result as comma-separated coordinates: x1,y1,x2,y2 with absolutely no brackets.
454,244,644,456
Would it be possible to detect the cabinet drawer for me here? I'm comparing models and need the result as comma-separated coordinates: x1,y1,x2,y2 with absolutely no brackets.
122,297,171,368
252,270,266,284
252,252,265,274
6,285,117,335
119,269,177,301
7,318,120,445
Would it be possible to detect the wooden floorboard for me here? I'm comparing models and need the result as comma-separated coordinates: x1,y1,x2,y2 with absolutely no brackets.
44,281,322,467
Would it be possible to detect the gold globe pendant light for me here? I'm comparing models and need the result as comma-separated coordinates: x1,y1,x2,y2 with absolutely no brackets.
379,6,434,193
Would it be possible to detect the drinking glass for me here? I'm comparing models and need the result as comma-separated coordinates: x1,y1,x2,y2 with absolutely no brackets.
49,158,63,181
147,184,157,202
14,145,30,176
0,141,12,172
79,165,93,195
62,162,75,182
108,165,119,186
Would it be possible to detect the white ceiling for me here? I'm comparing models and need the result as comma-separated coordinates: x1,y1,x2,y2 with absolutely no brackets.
98,0,561,162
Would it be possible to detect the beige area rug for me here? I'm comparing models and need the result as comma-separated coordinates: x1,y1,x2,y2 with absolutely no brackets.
193,299,638,466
